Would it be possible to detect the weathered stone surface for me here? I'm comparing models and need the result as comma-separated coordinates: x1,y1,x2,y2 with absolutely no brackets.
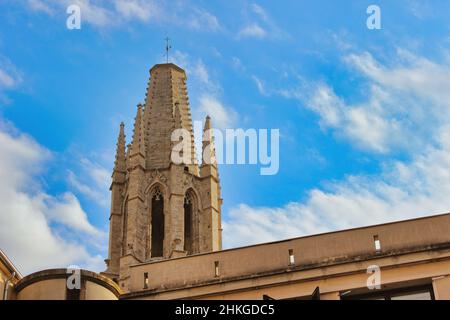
105,63,222,292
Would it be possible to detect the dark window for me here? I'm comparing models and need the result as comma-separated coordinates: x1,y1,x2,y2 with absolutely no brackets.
151,189,164,257
184,194,193,254
343,285,434,300
66,287,81,300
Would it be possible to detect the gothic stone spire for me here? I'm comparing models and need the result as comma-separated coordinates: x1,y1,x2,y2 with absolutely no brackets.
105,62,223,290
113,122,126,178
130,104,146,169
143,63,198,172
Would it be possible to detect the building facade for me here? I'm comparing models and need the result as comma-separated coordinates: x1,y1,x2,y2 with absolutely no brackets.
120,213,450,300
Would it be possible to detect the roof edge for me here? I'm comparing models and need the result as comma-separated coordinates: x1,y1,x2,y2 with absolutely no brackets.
15,268,122,297
129,212,450,268
0,249,22,279
149,63,186,74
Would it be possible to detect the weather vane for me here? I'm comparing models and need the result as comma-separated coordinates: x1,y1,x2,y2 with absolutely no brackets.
165,37,171,63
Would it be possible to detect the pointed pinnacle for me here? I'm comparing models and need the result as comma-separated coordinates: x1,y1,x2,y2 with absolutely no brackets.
202,115,217,166
204,115,212,131
131,104,145,156
113,122,126,173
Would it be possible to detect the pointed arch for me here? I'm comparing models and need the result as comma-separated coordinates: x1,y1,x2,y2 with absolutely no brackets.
149,185,165,258
184,188,199,255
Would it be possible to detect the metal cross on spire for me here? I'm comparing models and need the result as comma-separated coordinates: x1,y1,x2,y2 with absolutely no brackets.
165,37,171,63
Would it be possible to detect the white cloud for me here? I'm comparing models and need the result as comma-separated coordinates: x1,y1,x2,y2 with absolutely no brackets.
237,3,288,40
408,0,434,20
198,95,237,129
305,82,401,153
27,0,55,15
192,60,210,85
45,193,102,236
0,56,23,103
25,0,221,31
279,50,450,154
223,50,450,249
171,51,222,96
223,125,450,248
345,50,450,108
65,0,112,27
67,157,110,208
0,69,15,89
251,75,268,96
27,0,109,27
114,0,156,22
0,120,105,275
251,3,269,22
187,8,221,32
238,23,267,39
231,57,245,72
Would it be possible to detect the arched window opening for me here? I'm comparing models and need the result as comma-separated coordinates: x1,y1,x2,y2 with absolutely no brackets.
184,193,194,254
151,188,164,257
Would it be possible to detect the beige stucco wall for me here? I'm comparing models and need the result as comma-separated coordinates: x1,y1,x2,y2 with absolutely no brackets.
16,279,66,300
126,254,450,300
127,214,450,293
13,269,121,300
122,214,450,300
0,271,5,300
197,258,450,300
85,281,118,300
15,278,120,300
432,275,450,300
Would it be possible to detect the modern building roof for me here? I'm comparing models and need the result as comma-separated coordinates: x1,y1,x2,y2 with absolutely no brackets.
122,212,450,298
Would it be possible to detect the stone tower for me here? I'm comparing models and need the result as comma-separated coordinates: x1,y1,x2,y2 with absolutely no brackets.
103,63,223,290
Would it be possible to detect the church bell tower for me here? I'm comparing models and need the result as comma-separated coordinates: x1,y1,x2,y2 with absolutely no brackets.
103,63,223,289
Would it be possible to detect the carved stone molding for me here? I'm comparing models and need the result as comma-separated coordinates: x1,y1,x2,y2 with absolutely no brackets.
150,169,168,183
183,173,195,188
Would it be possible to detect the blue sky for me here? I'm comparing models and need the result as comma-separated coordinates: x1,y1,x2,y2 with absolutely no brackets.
1,0,450,275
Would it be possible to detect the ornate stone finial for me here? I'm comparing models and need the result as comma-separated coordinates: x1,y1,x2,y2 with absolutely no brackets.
130,104,145,157
202,115,217,167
